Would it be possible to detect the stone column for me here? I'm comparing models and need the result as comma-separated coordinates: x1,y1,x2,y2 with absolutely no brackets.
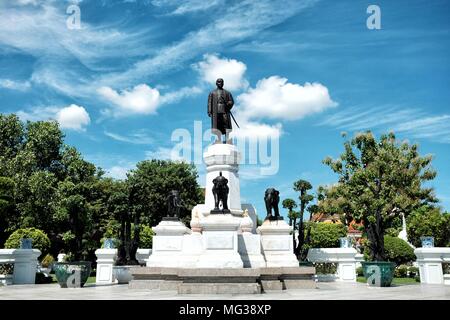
257,219,298,267
203,143,243,215
12,249,41,284
95,248,117,285
146,220,191,268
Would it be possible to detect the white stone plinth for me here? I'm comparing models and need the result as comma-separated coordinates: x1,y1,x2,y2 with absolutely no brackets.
238,233,266,268
147,220,191,268
257,219,298,267
181,233,203,268
136,249,152,265
415,248,450,285
307,248,358,282
10,249,41,284
95,248,117,285
196,214,243,268
204,144,242,215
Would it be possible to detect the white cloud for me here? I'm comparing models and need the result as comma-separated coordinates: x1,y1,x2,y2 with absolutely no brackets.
320,106,450,144
193,53,248,91
15,0,40,5
151,0,223,15
56,104,90,131
232,120,283,140
104,130,154,145
16,106,60,122
16,104,90,131
101,0,317,86
106,166,130,180
145,141,191,162
237,76,337,121
0,79,31,91
98,84,161,116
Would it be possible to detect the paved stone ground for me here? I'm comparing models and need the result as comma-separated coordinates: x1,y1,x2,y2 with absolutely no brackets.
1,282,449,300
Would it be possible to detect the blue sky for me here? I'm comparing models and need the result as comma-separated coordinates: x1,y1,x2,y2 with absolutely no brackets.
1,0,449,220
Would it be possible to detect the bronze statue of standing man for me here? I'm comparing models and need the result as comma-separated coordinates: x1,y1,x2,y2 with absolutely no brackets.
208,78,235,144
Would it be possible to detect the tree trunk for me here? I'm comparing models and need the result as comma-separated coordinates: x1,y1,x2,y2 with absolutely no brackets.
365,210,386,261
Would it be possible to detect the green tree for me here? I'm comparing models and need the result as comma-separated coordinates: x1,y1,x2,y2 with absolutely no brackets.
0,114,24,164
0,177,15,245
5,228,50,257
407,205,450,247
308,222,347,248
323,132,437,261
293,179,314,260
282,198,298,250
127,160,202,226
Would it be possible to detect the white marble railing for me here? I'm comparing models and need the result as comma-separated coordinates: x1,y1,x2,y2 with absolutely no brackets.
307,248,358,282
415,248,450,285
0,249,41,285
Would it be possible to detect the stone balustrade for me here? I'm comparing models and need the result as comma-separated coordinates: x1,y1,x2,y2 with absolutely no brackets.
0,249,41,285
415,248,450,285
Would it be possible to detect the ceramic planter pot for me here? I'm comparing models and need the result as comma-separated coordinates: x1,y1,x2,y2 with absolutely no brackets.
113,266,133,284
420,236,434,248
361,261,395,287
53,262,91,288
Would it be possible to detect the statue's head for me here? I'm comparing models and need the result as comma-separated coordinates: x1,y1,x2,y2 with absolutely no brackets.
170,190,180,197
216,78,224,89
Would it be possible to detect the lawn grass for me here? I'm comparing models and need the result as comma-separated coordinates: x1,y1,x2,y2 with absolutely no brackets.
357,276,419,285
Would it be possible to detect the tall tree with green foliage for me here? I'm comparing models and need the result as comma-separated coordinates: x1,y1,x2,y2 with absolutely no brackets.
282,198,298,250
127,160,202,226
322,132,437,261
293,179,314,259
407,205,450,247
0,177,15,245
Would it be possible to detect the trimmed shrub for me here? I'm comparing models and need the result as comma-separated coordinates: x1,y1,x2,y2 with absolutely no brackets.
4,228,50,256
395,264,408,278
384,235,415,266
308,222,347,248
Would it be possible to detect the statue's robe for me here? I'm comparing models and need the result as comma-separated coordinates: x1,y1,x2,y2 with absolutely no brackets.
208,88,234,134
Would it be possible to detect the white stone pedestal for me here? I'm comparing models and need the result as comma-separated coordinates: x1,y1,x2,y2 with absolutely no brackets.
238,233,266,268
257,219,298,267
181,233,203,268
146,220,191,268
12,249,41,284
196,214,243,268
95,248,117,285
307,248,358,282
415,248,450,284
204,143,243,215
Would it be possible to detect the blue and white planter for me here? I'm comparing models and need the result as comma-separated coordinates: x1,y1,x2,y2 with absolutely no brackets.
420,236,434,248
